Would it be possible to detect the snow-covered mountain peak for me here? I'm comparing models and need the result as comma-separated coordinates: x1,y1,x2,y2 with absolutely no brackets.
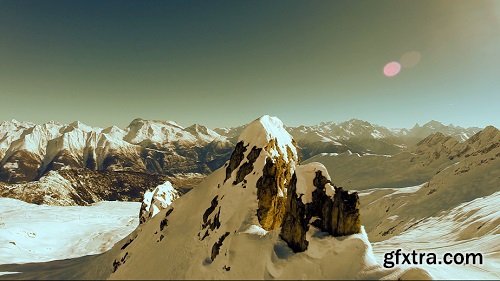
128,118,183,130
185,124,225,143
238,115,297,160
422,120,444,129
123,118,204,146
342,118,372,128
0,119,34,128
101,125,127,140
66,121,100,133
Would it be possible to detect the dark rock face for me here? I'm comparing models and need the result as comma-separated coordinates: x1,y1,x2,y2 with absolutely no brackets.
202,196,219,225
159,208,174,231
0,151,42,183
280,170,361,252
311,171,361,236
199,196,222,241
234,146,261,185
279,174,309,252
211,232,230,261
225,141,247,182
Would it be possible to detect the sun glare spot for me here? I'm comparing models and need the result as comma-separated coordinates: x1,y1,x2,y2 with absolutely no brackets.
383,61,401,77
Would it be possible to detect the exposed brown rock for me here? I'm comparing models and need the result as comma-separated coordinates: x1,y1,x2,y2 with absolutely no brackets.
280,170,361,252
312,171,361,236
253,139,296,230
279,174,308,252
256,157,290,230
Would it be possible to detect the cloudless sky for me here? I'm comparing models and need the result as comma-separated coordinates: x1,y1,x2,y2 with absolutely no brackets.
0,0,499,128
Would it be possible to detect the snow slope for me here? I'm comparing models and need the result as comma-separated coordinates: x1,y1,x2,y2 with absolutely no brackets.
372,192,500,280
99,115,429,280
0,198,140,265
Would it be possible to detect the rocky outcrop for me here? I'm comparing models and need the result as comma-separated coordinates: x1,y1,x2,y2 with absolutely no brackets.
256,158,288,230
224,141,247,183
220,116,360,249
210,232,230,261
234,146,261,185
280,168,361,252
139,181,180,224
279,173,308,251
311,171,361,236
255,139,296,230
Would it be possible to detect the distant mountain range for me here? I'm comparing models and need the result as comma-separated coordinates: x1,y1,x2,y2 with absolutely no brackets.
306,125,499,191
0,118,481,185
217,119,481,159
0,119,233,183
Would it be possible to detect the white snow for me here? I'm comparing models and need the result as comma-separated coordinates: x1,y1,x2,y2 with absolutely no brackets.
1,118,227,173
372,191,500,280
0,198,140,265
359,183,427,200
104,161,430,280
319,152,340,156
294,162,334,204
140,181,180,222
241,225,269,237
371,129,384,139
238,115,297,160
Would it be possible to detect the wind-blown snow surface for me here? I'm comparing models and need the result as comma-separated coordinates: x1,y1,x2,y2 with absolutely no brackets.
0,198,140,265
372,192,500,280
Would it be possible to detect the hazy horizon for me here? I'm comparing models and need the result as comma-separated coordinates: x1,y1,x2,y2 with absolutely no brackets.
1,0,499,129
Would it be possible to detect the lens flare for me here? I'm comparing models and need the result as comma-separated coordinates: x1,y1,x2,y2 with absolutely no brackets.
400,51,421,68
383,61,401,77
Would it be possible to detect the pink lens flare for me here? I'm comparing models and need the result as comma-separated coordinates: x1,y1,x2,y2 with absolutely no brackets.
383,61,401,77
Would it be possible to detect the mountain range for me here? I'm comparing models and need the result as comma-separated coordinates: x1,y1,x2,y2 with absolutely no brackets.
0,119,233,184
0,118,480,185
0,115,497,280
0,116,431,280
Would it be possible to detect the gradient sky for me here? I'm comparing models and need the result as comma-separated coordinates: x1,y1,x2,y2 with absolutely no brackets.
0,0,499,129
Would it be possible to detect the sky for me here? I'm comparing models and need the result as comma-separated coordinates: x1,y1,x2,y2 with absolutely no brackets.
0,0,499,129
